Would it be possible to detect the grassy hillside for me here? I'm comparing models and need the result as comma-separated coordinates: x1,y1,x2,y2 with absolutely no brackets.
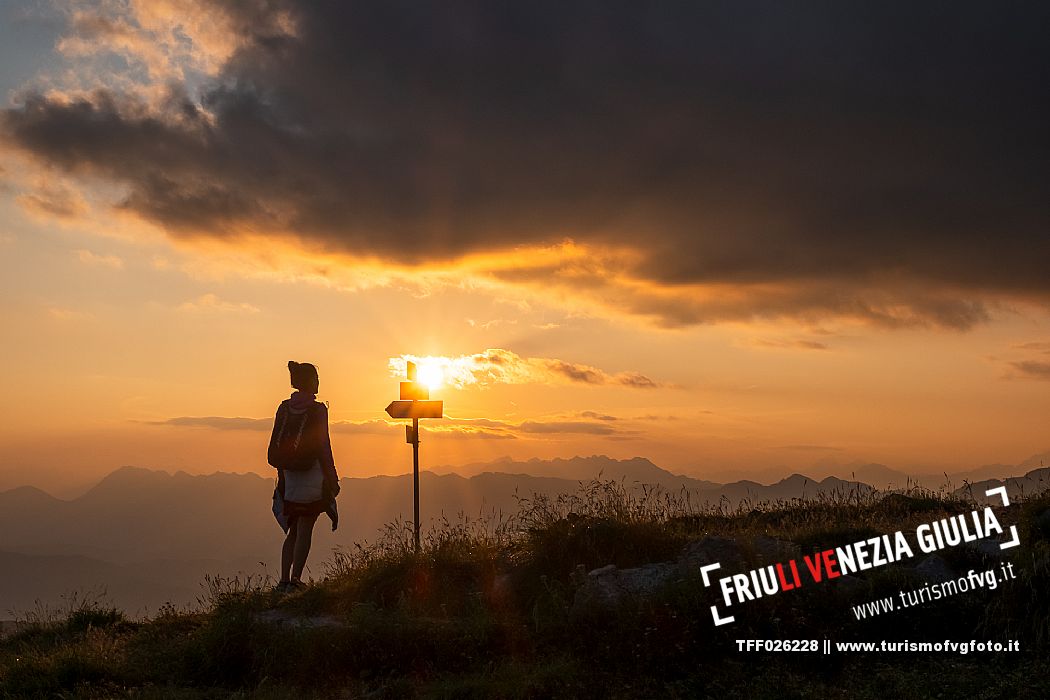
2,479,1048,699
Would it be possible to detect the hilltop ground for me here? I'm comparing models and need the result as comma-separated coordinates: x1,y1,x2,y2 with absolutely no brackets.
2,479,1048,699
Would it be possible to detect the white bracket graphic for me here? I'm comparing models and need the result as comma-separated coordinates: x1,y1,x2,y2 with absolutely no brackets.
699,562,736,626
699,563,721,587
985,486,1021,550
710,604,735,626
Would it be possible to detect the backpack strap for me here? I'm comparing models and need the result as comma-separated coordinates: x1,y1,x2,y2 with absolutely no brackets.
274,402,291,447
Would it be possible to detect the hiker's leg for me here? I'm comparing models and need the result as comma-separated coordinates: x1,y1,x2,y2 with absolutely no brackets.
291,513,319,581
281,517,299,583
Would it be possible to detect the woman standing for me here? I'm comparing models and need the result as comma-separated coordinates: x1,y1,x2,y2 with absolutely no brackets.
268,361,340,591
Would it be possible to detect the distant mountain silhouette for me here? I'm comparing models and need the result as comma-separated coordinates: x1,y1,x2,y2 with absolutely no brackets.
687,451,1050,490
1,453,1046,614
439,455,720,489
954,467,1050,504
846,460,1044,491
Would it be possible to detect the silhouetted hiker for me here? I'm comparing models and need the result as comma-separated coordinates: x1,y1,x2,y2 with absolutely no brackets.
268,360,340,591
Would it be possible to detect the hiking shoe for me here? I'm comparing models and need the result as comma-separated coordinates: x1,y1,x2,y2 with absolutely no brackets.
274,579,307,594
273,579,302,591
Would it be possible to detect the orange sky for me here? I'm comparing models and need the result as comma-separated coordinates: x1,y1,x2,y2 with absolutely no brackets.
0,194,1046,496
0,2,1048,496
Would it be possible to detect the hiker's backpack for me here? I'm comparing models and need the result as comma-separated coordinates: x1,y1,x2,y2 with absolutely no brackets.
268,401,323,471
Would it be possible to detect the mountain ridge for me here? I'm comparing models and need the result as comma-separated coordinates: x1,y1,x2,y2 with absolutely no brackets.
1,454,1047,613
6,451,1050,502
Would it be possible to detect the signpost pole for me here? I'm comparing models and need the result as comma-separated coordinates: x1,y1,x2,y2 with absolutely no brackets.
385,360,442,556
412,416,420,553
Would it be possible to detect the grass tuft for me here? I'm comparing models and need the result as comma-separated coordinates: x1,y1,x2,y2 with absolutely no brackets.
0,478,1043,698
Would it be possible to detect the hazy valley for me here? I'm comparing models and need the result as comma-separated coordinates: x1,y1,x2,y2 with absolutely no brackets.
2,453,1048,616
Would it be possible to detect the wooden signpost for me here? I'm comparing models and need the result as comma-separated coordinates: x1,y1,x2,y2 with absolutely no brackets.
385,361,443,552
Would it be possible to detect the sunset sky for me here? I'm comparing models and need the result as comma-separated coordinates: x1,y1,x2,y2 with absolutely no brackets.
1,1,1047,496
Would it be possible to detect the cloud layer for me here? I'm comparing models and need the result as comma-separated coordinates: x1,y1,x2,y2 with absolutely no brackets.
3,1,1049,328
148,412,637,440
389,349,662,389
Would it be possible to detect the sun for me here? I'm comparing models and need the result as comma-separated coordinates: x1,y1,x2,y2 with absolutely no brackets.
416,361,444,391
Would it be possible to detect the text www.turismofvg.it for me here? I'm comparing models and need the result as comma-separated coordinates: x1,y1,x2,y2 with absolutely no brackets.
850,563,1017,621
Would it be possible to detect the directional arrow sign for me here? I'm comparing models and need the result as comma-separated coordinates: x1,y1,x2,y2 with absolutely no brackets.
385,400,443,419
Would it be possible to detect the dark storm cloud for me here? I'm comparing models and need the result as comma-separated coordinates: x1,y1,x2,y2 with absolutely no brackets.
1010,361,1050,381
3,1,1049,327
